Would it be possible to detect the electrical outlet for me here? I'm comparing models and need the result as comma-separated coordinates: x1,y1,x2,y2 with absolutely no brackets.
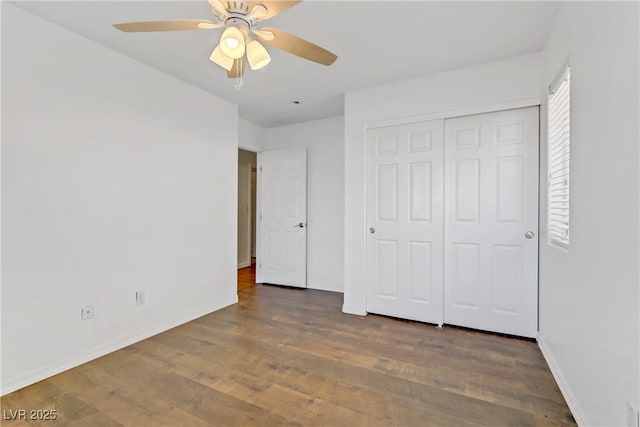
136,291,145,306
627,402,640,427
81,305,94,320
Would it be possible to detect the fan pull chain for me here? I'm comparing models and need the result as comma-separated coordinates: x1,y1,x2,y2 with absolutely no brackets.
234,59,244,91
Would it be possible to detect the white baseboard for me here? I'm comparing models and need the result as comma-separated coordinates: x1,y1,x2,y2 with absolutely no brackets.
342,304,367,316
237,261,251,269
1,296,238,396
538,338,586,426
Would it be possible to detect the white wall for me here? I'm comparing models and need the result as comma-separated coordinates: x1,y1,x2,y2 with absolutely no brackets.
264,117,345,292
538,3,639,426
237,149,256,268
1,4,238,394
239,118,265,152
343,53,543,314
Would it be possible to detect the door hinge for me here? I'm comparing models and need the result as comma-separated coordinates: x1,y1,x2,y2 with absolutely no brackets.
260,166,262,172
260,214,262,220
259,263,262,269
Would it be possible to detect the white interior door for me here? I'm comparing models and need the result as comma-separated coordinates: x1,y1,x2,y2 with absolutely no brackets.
366,120,445,324
444,106,539,338
257,148,307,287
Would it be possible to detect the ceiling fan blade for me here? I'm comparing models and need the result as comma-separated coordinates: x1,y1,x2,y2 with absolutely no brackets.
258,27,337,66
208,0,230,18
246,4,268,21
227,57,247,78
249,1,301,21
252,28,275,41
113,20,222,32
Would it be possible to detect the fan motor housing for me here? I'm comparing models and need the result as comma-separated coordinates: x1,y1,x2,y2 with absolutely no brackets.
225,1,250,15
225,16,251,31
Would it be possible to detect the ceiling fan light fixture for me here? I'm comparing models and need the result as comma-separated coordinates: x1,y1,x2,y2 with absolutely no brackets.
220,26,245,59
210,44,234,71
113,1,337,83
225,37,240,49
246,40,271,70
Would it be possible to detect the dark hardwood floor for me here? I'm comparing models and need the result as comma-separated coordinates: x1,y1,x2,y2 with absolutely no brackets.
1,266,574,426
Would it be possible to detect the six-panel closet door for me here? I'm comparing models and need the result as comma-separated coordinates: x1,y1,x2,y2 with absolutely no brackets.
366,120,445,324
366,106,539,338
443,107,539,338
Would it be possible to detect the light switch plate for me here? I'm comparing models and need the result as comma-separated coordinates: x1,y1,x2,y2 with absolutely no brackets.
136,291,145,305
81,305,94,320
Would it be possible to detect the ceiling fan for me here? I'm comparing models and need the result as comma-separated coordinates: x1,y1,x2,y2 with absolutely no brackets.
113,0,337,79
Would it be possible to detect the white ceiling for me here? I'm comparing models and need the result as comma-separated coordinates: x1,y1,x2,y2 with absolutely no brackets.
14,1,559,128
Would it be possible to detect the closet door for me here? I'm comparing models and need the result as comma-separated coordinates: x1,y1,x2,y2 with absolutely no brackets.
366,120,445,324
443,107,539,338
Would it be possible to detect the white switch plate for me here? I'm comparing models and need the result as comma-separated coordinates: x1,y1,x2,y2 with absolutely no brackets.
81,305,94,320
136,291,145,305
627,402,640,427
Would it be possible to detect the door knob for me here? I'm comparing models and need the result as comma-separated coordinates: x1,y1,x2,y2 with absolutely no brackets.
369,227,376,234
525,231,535,239
293,222,305,228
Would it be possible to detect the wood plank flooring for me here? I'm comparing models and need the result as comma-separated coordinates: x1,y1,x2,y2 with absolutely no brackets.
1,266,575,426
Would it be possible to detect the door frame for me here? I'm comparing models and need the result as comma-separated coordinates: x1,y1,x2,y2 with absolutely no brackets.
250,166,258,259
362,98,542,331
238,148,258,270
256,153,263,282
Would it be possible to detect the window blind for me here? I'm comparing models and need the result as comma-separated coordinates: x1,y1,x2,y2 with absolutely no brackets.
547,66,570,247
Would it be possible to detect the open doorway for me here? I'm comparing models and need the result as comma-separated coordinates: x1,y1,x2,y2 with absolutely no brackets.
238,149,257,291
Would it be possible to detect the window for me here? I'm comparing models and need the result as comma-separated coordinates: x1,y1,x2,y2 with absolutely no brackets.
547,65,571,247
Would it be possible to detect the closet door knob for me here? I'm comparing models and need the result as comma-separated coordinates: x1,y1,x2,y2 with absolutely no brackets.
525,231,535,239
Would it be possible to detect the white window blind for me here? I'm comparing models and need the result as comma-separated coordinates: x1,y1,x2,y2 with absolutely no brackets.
547,66,570,247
